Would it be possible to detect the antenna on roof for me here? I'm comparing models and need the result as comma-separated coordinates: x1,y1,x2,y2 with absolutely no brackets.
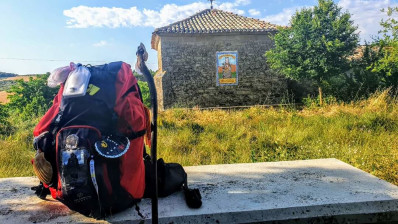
208,0,215,9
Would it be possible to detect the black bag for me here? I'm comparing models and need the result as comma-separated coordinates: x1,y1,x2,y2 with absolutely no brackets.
144,156,202,208
144,158,185,197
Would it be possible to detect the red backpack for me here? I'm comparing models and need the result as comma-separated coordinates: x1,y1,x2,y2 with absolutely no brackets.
32,62,150,218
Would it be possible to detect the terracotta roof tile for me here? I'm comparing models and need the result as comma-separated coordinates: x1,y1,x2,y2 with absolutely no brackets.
153,9,278,34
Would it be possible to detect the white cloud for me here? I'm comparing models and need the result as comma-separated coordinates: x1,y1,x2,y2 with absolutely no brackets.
235,0,251,6
64,0,250,29
92,40,108,47
217,0,251,15
142,2,208,27
338,0,398,42
64,6,143,28
248,9,261,17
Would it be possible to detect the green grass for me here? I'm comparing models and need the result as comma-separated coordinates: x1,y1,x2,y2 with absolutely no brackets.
157,90,398,185
0,116,38,177
1,90,397,186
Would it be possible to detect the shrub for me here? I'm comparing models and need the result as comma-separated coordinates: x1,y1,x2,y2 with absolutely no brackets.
0,104,11,135
137,80,151,107
6,75,58,119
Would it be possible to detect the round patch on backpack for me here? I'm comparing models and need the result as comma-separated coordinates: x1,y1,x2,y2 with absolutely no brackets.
94,136,130,158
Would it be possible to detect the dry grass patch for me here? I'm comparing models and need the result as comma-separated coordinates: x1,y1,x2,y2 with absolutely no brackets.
0,91,9,104
2,75,37,81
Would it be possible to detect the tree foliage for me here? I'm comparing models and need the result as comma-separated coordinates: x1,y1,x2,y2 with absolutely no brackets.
326,7,398,100
266,0,359,102
0,104,10,134
370,7,398,89
314,44,382,102
137,80,151,108
343,45,382,99
133,69,157,108
7,75,58,119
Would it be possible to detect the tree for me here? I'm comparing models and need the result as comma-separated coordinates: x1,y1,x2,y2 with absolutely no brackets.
137,80,151,107
328,44,382,101
266,0,359,104
7,75,59,119
370,7,398,90
0,104,10,134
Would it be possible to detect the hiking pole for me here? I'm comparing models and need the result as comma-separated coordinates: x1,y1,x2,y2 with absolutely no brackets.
136,43,159,224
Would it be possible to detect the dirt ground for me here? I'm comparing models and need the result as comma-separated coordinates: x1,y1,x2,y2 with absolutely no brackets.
0,91,9,104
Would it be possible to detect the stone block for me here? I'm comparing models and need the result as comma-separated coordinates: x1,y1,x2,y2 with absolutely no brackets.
1,159,398,223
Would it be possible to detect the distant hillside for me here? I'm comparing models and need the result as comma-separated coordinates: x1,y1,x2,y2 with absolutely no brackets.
0,74,39,103
0,72,17,79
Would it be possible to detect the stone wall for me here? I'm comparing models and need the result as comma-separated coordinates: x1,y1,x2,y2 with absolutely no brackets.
154,32,287,110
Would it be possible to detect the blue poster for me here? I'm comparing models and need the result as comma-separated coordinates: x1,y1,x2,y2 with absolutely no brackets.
216,51,238,86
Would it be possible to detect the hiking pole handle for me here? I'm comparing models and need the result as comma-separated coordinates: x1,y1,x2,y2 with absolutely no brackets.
136,43,158,224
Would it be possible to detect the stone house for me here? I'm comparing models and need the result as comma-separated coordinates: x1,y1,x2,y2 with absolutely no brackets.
151,9,287,110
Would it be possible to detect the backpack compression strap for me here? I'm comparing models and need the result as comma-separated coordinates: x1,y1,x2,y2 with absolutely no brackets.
127,129,147,140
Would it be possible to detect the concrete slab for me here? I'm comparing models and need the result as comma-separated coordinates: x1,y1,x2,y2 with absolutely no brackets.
1,158,398,223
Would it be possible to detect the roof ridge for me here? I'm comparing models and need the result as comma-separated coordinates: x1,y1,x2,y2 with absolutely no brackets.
154,8,211,32
153,8,278,34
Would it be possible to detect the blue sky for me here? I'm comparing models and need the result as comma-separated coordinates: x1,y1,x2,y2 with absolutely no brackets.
0,0,397,75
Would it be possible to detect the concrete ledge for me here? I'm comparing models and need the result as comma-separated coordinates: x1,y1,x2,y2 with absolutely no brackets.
1,159,398,223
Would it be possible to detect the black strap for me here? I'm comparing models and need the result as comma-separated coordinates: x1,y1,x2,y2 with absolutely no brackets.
183,172,202,209
137,84,144,103
31,182,50,200
143,146,150,161
127,129,146,140
49,109,63,137
122,85,137,98
135,202,145,219
184,188,202,208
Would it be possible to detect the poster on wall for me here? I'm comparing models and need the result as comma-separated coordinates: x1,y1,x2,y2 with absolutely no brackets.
216,51,238,86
